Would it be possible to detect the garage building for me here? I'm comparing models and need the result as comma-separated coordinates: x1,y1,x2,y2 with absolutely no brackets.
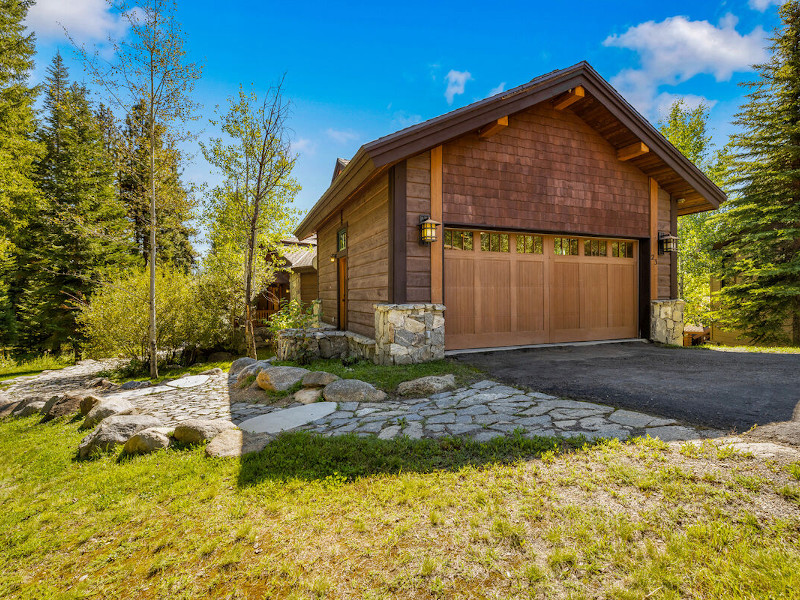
293,62,725,354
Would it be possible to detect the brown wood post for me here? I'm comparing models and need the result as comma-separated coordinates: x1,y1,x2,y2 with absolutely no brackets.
649,178,659,301
430,146,443,304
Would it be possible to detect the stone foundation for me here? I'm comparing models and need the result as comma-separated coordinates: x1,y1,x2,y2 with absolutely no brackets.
650,299,684,345
276,303,446,365
374,303,445,365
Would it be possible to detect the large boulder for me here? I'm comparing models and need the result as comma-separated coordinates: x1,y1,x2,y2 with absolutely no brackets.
13,401,46,417
235,360,272,385
78,414,161,458
41,393,84,421
173,418,235,444
256,366,309,392
322,379,387,404
0,401,21,418
302,371,340,388
123,427,173,454
230,357,257,375
397,374,457,397
200,367,224,376
82,397,137,429
79,395,102,416
86,378,118,391
205,429,272,458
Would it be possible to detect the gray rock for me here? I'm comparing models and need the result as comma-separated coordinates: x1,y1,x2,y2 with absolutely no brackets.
608,409,663,428
236,360,273,385
403,422,424,439
471,380,496,390
323,379,387,404
230,357,257,375
173,418,235,444
396,374,456,397
13,401,46,417
120,380,150,390
200,367,224,376
256,366,310,392
378,425,401,440
646,425,698,442
427,413,456,424
123,427,173,454
293,388,323,404
82,397,137,429
205,429,272,458
0,401,21,418
302,371,340,388
79,395,102,416
78,415,161,458
41,393,84,421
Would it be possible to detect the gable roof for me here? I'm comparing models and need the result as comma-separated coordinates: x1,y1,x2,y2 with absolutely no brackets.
295,61,726,240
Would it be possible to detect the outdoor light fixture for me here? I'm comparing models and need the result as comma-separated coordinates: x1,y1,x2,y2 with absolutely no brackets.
330,253,336,262
419,215,440,244
658,232,678,254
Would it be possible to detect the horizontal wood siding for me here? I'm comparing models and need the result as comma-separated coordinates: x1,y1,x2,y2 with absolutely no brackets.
657,187,672,299
317,222,338,327
300,271,318,306
406,151,432,302
345,174,390,337
442,103,650,238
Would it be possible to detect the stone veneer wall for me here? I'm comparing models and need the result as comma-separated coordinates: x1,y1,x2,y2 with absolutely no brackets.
650,299,684,346
276,303,445,365
374,304,445,365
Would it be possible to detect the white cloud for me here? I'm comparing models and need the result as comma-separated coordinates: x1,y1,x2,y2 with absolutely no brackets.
291,137,316,156
488,82,506,97
749,0,782,11
325,128,359,144
392,111,422,129
654,92,717,119
603,15,767,115
444,70,472,104
25,0,129,42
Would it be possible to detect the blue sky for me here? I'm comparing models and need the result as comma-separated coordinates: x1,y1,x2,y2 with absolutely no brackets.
25,0,782,236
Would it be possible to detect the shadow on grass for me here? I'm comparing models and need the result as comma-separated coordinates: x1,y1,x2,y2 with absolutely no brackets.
237,430,594,486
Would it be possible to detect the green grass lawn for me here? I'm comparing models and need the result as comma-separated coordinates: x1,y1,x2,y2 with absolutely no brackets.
2,415,799,599
699,344,800,354
0,354,75,383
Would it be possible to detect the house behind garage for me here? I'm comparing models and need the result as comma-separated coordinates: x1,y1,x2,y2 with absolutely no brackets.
289,62,725,364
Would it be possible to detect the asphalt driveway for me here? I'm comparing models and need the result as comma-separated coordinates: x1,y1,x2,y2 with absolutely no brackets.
454,342,800,432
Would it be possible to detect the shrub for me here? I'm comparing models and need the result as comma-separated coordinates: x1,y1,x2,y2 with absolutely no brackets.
77,268,231,362
266,300,316,336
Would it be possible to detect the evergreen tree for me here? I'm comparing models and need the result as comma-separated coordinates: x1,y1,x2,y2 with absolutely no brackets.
0,0,40,346
15,55,133,352
119,101,196,272
716,1,800,345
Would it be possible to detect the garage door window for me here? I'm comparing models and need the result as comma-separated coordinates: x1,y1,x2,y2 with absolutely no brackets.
584,239,607,256
553,237,578,255
611,241,634,258
518,234,543,254
481,232,509,253
444,229,474,250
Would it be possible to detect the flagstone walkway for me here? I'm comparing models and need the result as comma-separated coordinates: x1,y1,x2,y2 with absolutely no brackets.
2,360,723,442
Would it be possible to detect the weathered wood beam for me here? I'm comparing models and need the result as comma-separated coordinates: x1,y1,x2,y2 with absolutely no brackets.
478,116,508,139
552,85,585,110
616,141,649,161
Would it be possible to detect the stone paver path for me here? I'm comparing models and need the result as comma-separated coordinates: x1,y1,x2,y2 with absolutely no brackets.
3,362,722,443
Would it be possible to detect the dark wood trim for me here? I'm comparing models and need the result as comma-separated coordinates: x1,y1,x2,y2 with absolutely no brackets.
670,196,678,299
390,162,408,304
639,238,651,339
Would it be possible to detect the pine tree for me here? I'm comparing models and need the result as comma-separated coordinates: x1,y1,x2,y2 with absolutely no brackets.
16,55,133,352
0,0,40,346
716,1,800,345
119,101,196,272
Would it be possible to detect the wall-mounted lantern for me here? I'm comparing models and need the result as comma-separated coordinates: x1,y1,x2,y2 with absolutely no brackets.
658,232,678,254
419,215,441,244
330,253,336,262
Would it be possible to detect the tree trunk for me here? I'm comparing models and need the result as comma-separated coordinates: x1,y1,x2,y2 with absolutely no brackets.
148,53,158,379
244,241,256,359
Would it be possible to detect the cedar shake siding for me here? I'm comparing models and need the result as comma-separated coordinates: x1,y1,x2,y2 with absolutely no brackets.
442,103,650,239
317,173,390,337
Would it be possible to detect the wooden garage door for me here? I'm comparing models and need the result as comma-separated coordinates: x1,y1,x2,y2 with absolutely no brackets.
444,230,638,350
